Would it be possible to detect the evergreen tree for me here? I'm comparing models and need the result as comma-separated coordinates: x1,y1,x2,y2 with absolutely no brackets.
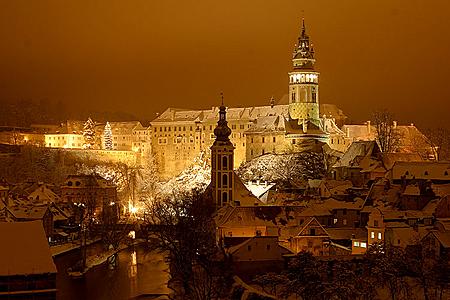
83,117,96,149
104,122,113,150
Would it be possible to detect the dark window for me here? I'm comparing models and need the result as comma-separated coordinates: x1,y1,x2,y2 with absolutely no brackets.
266,244,271,251
222,174,228,186
310,228,316,236
222,192,228,203
374,220,379,227
262,137,265,143
222,156,228,170
273,137,276,143
247,245,252,251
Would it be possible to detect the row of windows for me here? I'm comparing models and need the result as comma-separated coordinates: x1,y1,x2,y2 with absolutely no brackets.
250,136,277,143
353,241,367,248
289,73,319,84
154,124,252,133
370,231,382,240
47,136,82,141
156,126,196,133
330,138,345,145
404,170,449,176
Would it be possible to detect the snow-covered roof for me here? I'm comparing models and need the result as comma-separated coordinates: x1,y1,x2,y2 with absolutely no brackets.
7,205,49,220
333,141,380,168
245,115,286,133
28,185,60,204
244,181,276,199
380,153,423,170
0,221,57,276
320,197,365,210
390,161,450,180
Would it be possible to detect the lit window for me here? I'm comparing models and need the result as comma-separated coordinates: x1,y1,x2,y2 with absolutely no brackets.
361,242,367,248
354,241,360,247
371,232,375,239
343,219,347,225
333,218,338,224
378,232,382,240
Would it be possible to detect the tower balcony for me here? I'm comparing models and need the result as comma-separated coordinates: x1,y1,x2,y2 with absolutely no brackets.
289,72,319,84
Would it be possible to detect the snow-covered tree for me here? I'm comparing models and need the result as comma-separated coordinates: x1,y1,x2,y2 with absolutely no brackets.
83,117,96,149
103,122,113,150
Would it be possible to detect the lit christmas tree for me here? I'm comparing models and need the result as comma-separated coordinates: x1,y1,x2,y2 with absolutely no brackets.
83,117,96,149
104,121,113,150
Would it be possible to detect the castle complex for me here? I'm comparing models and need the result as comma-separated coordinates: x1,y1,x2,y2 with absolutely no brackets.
150,20,348,179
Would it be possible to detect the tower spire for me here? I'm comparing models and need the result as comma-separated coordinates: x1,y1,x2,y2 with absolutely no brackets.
214,92,231,142
302,17,306,35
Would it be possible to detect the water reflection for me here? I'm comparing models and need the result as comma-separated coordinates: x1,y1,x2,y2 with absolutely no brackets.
55,245,169,300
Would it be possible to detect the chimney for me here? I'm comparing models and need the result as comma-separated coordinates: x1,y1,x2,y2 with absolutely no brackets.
367,121,371,134
393,121,397,128
346,127,350,138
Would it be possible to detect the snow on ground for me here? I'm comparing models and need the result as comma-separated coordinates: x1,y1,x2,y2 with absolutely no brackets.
157,151,211,197
50,238,101,257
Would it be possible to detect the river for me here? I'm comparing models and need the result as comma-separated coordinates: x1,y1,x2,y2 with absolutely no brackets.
54,244,170,300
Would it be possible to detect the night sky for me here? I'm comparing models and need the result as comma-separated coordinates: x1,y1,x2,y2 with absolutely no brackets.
1,1,449,128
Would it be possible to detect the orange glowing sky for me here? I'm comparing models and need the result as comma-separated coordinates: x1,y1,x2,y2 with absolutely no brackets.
0,1,449,128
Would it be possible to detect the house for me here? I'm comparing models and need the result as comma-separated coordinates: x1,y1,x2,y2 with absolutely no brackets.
306,179,353,198
0,221,57,299
331,141,383,186
227,236,293,262
28,184,60,204
342,122,436,160
61,174,118,219
321,197,365,228
421,230,450,260
289,217,330,256
226,235,294,276
326,228,368,255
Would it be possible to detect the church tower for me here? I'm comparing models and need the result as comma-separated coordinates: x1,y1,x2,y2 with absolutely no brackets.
288,19,320,127
210,97,234,209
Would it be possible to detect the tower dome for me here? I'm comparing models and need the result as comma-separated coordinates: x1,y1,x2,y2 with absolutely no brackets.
213,105,232,142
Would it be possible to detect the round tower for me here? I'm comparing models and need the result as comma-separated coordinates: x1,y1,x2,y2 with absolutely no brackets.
288,19,320,126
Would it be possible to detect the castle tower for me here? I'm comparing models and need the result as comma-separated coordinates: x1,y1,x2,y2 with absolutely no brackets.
210,97,234,208
288,19,320,127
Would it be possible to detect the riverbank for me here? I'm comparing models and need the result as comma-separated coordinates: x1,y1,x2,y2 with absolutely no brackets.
50,238,101,257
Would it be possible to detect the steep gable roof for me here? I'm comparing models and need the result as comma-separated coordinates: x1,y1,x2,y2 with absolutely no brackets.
296,217,329,237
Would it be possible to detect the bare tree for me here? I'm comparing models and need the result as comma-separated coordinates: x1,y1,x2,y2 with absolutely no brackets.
373,109,401,153
144,190,231,299
423,127,450,161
